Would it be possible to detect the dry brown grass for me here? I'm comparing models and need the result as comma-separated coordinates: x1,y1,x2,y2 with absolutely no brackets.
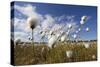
14,41,97,65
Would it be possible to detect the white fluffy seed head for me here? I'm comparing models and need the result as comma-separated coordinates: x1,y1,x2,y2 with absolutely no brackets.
78,28,81,32
49,30,53,35
86,27,90,32
40,31,45,37
61,35,66,42
84,43,90,48
66,50,73,58
48,35,52,40
28,36,32,40
80,16,87,25
68,24,72,29
48,35,57,48
75,30,79,33
80,20,85,25
56,33,61,38
73,34,77,39
66,31,70,35
27,16,38,29
81,16,87,21
92,55,96,59
41,47,45,52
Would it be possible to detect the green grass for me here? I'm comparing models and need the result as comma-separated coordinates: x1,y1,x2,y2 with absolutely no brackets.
14,41,97,65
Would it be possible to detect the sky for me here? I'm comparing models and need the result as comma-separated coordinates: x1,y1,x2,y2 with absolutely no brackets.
11,1,97,42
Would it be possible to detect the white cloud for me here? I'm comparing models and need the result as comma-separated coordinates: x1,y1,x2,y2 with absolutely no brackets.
14,4,37,17
14,4,44,23
41,14,55,30
13,4,79,43
66,15,75,21
51,24,64,33
57,15,65,22
14,31,29,42
13,4,41,42
11,17,31,42
12,17,31,33
55,15,75,23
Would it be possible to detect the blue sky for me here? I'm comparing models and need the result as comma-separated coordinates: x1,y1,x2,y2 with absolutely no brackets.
11,1,97,42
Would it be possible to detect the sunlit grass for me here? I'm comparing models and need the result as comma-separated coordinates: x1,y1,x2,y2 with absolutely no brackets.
14,41,97,65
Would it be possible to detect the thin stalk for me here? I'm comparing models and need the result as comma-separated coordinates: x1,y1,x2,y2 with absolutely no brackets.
32,29,35,57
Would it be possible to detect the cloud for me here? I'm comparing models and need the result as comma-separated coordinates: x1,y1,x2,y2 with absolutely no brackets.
14,4,37,17
51,24,64,33
14,4,44,23
13,4,79,42
57,15,65,22
14,31,29,42
12,17,32,33
66,15,75,21
41,14,55,30
55,15,75,23
11,17,32,42
11,17,44,42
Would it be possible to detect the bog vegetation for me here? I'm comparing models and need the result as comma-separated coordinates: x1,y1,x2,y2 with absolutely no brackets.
13,15,97,65
14,41,97,65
